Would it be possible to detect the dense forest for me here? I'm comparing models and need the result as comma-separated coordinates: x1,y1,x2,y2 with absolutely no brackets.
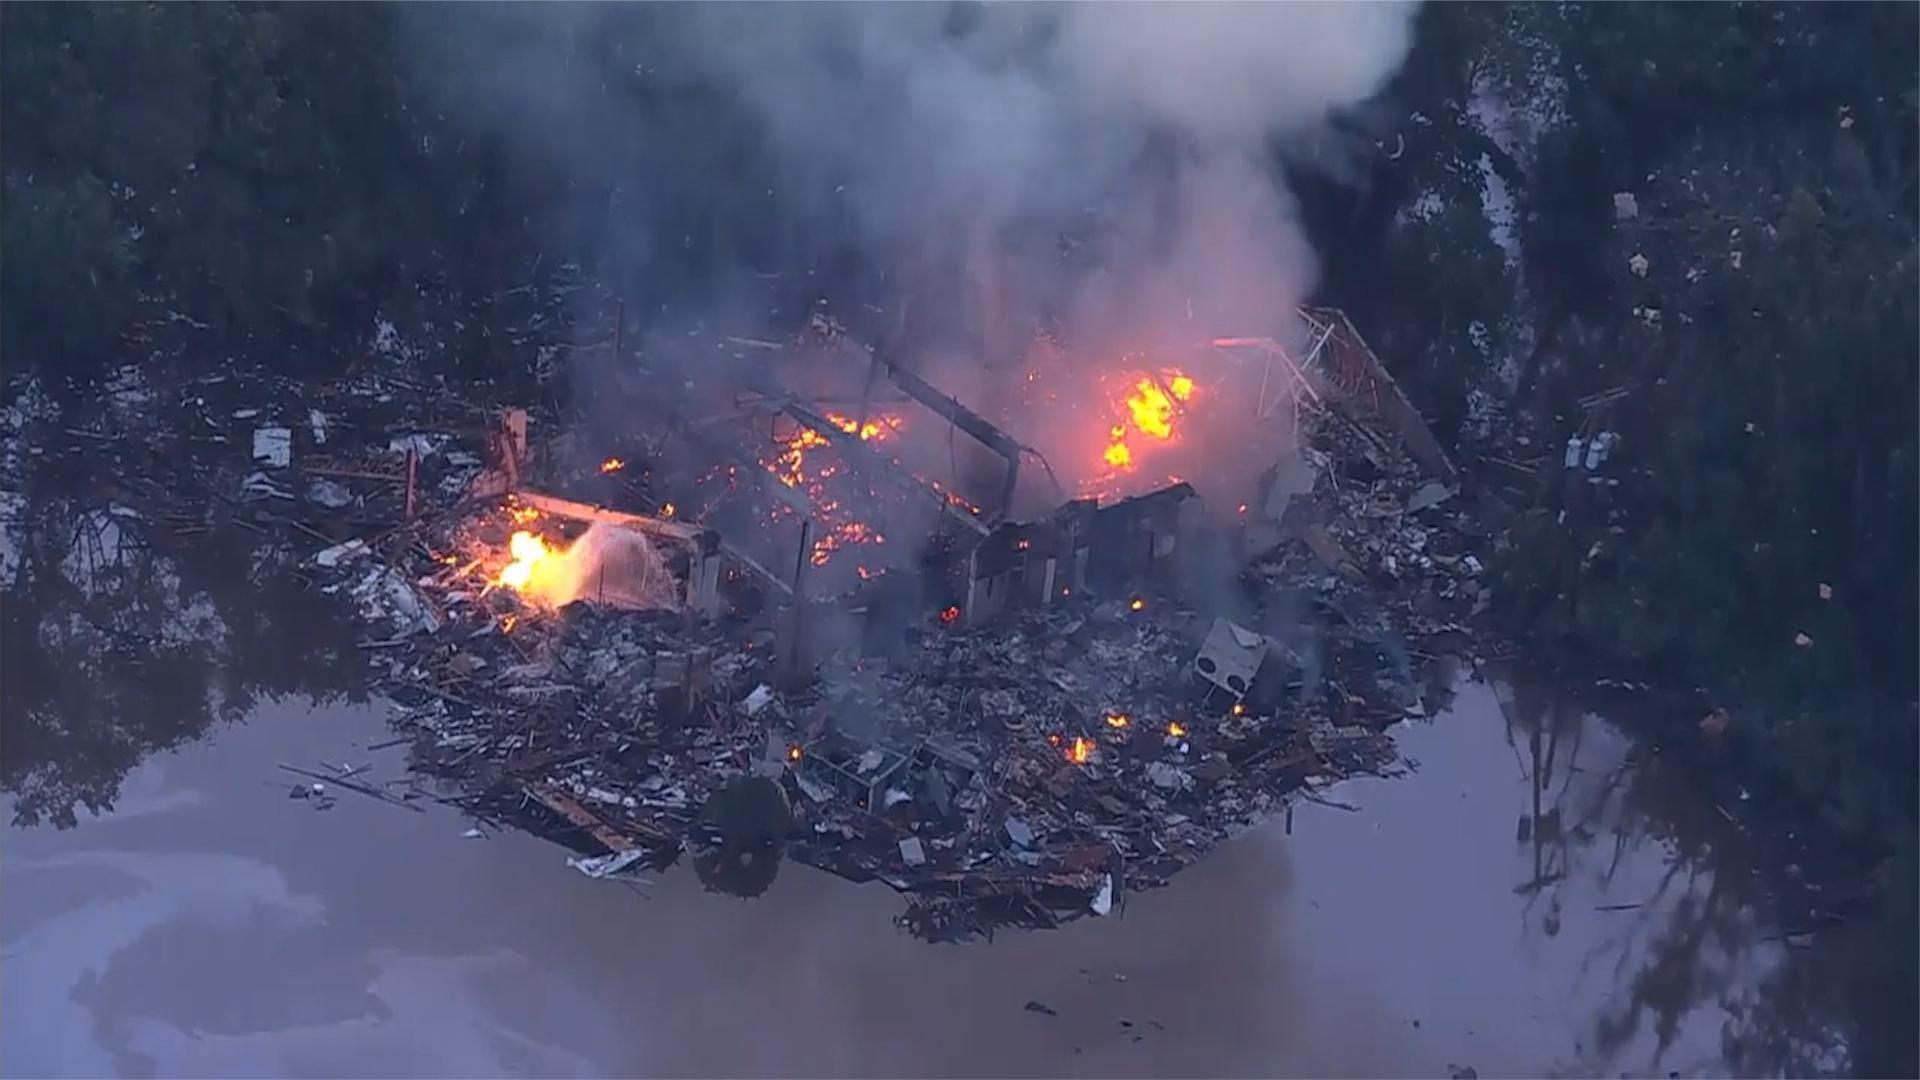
2,2,1914,1071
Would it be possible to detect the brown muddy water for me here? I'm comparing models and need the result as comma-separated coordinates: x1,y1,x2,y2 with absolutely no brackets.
1,680,1851,1078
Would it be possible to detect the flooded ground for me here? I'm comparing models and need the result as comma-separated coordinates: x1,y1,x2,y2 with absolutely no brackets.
3,673,1850,1078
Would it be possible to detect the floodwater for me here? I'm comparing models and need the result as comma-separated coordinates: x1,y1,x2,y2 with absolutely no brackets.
3,671,1854,1078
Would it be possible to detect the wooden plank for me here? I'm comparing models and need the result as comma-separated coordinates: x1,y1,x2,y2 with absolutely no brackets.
515,491,707,544
523,782,642,852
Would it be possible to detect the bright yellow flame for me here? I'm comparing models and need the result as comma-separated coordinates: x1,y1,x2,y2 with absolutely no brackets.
1067,737,1096,765
1098,370,1194,478
1167,721,1188,738
600,457,625,473
1125,378,1179,440
497,530,554,591
825,411,899,442
1104,713,1131,729
1231,702,1247,717
660,502,676,518
1129,597,1145,612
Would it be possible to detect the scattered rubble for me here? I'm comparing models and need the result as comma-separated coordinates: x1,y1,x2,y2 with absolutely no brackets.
29,310,1502,943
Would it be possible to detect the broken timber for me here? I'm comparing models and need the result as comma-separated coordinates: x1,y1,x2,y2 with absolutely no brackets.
858,349,1028,521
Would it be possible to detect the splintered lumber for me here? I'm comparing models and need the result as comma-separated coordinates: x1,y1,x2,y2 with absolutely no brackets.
862,350,1025,518
513,491,707,544
523,782,651,852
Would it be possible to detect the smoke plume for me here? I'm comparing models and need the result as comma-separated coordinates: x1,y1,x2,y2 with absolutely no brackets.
663,2,1416,348
407,1,1419,501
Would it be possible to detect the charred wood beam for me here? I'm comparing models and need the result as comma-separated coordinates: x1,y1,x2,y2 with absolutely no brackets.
514,491,710,546
861,350,1025,518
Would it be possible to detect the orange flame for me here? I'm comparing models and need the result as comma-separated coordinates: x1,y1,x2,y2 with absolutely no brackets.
939,605,961,625
1098,370,1194,480
600,457,625,473
1104,713,1131,729
765,413,901,568
1103,424,1133,470
824,411,899,442
1125,375,1191,439
812,519,883,567
497,530,555,592
1066,737,1096,765
1167,721,1188,738
1129,597,1145,612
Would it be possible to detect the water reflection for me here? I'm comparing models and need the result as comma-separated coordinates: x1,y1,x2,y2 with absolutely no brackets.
692,776,791,899
1489,679,1852,1076
0,481,365,827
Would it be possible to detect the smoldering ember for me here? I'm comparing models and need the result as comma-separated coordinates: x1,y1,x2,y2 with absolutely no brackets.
102,299,1498,942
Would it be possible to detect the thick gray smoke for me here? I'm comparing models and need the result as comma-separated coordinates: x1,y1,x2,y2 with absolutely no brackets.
668,2,1416,351
406,1,1418,501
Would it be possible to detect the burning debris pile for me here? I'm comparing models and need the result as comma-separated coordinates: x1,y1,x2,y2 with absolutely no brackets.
341,504,1407,940
794,599,1401,939
279,306,1499,941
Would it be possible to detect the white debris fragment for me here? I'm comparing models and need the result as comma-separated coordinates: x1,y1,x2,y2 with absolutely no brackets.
1628,252,1650,277
1612,192,1638,220
388,433,447,458
1584,431,1618,470
314,539,369,568
566,849,647,880
347,565,439,636
1090,873,1114,916
252,426,292,467
741,683,775,716
1004,817,1036,848
1146,761,1193,792
310,408,329,445
309,479,354,508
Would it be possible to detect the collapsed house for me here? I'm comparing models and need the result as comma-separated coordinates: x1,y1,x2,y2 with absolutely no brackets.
297,306,1486,940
